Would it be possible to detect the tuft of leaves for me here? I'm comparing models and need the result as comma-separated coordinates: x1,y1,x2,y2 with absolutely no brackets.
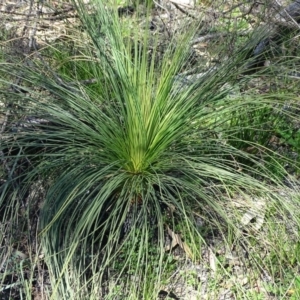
0,0,300,298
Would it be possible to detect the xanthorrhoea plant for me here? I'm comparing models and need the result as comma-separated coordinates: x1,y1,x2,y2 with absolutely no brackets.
1,0,300,298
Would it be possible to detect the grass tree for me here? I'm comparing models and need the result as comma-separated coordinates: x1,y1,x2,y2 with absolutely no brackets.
1,0,300,298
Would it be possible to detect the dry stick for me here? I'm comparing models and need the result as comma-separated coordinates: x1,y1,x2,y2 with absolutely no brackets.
0,7,74,16
0,4,76,22
153,0,170,16
1,14,78,22
21,0,34,38
153,0,173,39
29,17,38,50
171,2,196,19
223,2,258,19
191,30,251,45
222,2,244,15
39,13,78,21
169,0,193,9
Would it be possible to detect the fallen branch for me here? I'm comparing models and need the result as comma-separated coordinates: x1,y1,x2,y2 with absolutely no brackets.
191,30,251,45
0,7,74,16
171,2,196,19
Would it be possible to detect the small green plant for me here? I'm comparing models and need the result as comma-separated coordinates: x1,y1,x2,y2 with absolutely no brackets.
244,291,264,300
290,276,300,300
277,126,300,152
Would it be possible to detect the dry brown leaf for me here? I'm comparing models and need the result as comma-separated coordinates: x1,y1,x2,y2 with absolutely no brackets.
240,198,266,231
208,248,217,273
165,226,194,259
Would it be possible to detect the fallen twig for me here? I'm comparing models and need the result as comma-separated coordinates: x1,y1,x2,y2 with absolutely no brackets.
0,7,74,16
171,2,196,19
191,30,251,45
